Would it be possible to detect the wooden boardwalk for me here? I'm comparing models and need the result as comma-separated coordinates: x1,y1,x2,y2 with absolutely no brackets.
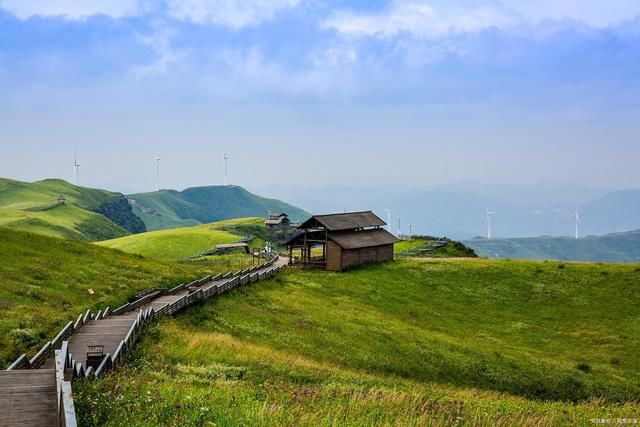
2,256,288,426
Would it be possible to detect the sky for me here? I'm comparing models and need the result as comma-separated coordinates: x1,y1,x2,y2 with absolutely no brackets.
0,0,639,194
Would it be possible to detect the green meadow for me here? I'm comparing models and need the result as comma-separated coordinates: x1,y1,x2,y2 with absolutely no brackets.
0,228,243,366
97,218,264,261
75,258,640,426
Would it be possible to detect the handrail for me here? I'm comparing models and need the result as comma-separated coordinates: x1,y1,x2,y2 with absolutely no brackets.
55,346,77,427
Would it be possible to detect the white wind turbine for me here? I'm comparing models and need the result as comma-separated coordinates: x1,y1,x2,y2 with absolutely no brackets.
485,206,496,239
74,151,81,186
573,206,581,239
223,151,230,186
384,209,392,234
154,157,161,192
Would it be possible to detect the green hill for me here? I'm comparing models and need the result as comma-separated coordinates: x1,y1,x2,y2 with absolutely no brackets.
97,218,264,261
466,230,640,262
128,185,309,231
0,227,217,366
0,178,145,241
75,258,640,425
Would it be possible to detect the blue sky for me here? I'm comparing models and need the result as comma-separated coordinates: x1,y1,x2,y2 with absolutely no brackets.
0,0,639,194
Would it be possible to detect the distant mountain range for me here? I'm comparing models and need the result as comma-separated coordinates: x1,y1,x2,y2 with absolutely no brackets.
0,178,309,241
253,184,640,240
128,185,309,231
465,230,640,263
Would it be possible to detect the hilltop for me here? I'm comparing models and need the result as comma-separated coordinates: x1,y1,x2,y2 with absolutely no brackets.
98,217,266,261
128,185,309,231
466,230,640,262
75,258,640,425
0,178,145,241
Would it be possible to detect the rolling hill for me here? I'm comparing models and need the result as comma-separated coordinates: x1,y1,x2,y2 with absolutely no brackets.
75,258,640,425
128,185,309,231
0,178,145,241
466,230,640,262
97,217,264,261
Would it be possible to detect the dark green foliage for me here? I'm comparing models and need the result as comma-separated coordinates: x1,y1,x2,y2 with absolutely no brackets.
93,195,146,234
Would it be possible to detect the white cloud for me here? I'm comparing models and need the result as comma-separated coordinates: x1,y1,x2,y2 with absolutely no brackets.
321,0,519,38
321,0,640,39
131,26,187,78
165,0,301,29
503,0,640,29
0,0,145,20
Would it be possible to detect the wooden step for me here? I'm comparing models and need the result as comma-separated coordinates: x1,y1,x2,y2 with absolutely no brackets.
0,370,57,427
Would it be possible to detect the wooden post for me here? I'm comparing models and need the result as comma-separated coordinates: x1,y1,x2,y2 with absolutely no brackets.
323,227,328,265
303,229,308,268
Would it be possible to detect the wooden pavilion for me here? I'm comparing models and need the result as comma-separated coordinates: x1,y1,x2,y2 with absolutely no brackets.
285,211,399,271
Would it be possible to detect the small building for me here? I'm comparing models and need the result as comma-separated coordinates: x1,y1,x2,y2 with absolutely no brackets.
285,211,399,271
265,212,291,229
214,242,250,254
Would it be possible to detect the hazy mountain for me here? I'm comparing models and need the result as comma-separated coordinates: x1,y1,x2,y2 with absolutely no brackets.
465,230,640,263
252,184,640,240
128,185,309,231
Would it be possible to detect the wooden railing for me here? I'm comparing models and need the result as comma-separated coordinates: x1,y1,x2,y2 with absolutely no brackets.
7,309,96,370
55,343,77,427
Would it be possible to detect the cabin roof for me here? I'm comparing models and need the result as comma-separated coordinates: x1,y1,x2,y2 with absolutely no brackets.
298,211,386,231
328,228,399,250
285,228,399,250
215,242,249,249
265,218,287,225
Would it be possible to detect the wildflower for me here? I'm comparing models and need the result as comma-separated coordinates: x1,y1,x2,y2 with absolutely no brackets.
176,402,182,409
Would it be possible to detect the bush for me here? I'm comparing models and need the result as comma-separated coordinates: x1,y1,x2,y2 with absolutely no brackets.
576,363,592,373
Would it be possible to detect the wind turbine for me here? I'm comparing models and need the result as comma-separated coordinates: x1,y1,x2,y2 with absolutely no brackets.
485,206,496,239
223,151,230,186
573,207,581,239
154,157,161,192
384,209,392,234
74,151,81,186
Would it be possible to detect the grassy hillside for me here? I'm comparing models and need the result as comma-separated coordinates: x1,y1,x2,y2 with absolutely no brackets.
396,236,478,258
466,230,640,262
97,218,264,261
76,258,640,426
0,178,145,241
0,228,223,366
129,185,308,231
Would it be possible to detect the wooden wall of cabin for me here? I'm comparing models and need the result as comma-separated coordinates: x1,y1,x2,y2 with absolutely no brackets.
339,244,395,271
326,241,343,271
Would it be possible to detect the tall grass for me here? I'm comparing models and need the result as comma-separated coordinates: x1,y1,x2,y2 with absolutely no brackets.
76,258,640,426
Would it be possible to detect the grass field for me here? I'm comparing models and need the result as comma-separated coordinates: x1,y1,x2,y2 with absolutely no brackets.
97,218,264,261
75,258,640,426
0,228,252,367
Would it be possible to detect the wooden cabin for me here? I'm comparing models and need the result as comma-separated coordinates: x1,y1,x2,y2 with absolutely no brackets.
285,211,399,271
265,212,291,229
